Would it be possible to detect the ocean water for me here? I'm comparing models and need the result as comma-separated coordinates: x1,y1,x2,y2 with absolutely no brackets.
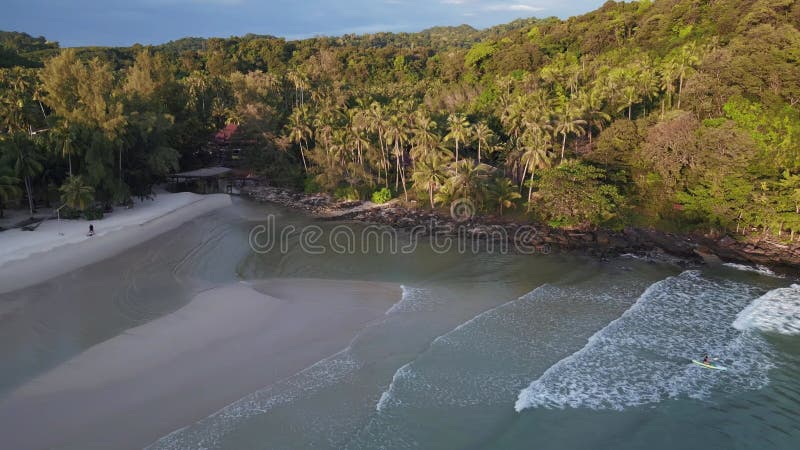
1,198,799,449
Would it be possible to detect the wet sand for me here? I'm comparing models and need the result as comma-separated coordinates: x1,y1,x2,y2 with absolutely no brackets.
0,279,400,450
0,193,232,295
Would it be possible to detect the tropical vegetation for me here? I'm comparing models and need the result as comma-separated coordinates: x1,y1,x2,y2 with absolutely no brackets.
0,0,798,241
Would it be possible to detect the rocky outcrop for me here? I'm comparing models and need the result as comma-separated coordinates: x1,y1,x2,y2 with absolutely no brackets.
243,186,800,272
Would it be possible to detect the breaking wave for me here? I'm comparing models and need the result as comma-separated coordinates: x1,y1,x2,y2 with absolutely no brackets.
515,271,773,412
723,263,784,278
734,284,800,336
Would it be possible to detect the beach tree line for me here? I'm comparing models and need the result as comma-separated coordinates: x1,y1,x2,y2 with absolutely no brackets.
1,0,799,239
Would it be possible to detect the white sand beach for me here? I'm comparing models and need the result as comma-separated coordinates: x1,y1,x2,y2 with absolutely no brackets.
0,279,401,450
0,192,232,294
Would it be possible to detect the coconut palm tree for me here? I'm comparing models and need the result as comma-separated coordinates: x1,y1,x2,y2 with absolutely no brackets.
59,175,95,211
488,176,521,215
287,106,312,172
412,150,451,208
673,42,700,110
636,62,659,116
7,133,43,217
51,122,76,176
472,122,495,164
553,102,586,163
286,70,310,108
446,159,492,205
576,88,610,145
520,128,553,209
410,110,440,164
385,114,410,200
659,59,680,115
0,169,21,218
445,113,470,167
366,102,390,187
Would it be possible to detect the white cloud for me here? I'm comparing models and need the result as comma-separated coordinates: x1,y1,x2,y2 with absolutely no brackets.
441,1,545,13
485,3,544,12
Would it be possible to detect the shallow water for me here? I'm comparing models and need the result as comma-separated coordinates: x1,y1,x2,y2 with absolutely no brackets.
1,198,798,449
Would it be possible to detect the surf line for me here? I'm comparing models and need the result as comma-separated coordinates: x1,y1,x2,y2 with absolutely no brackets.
514,273,684,412
377,285,548,412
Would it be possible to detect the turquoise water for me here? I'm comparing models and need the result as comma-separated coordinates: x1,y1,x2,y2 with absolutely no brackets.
1,198,798,449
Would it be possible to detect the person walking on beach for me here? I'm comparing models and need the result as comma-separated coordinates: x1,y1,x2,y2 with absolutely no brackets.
87,224,95,237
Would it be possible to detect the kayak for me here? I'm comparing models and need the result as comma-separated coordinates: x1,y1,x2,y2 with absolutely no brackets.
692,360,728,371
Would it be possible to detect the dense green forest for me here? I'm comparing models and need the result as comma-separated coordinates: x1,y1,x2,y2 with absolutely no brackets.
1,0,799,239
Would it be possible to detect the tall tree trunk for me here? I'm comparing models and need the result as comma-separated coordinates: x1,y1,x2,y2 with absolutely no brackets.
399,164,408,201
527,165,534,212
477,141,481,164
68,153,73,177
24,176,34,217
454,139,460,170
299,140,308,172
561,133,567,163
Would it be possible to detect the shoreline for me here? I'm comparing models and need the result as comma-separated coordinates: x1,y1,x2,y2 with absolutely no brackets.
243,185,800,273
0,279,402,450
0,192,232,295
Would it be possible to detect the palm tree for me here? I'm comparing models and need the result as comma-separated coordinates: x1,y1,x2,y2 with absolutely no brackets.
59,175,95,210
488,177,521,215
659,59,680,115
367,102,390,187
0,169,21,218
446,159,492,204
553,102,586,162
286,70,310,108
636,62,659,116
51,122,76,176
472,122,495,164
673,42,700,110
445,113,471,167
520,128,553,209
183,71,210,115
501,97,526,140
618,68,641,120
412,151,451,208
287,106,312,172
8,133,43,217
576,88,610,145
385,114,410,201
410,110,440,164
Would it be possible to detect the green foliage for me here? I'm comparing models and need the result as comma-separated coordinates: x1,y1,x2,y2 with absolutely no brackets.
371,187,392,204
723,96,800,171
59,175,95,210
334,185,360,201
304,177,321,194
1,0,799,238
535,161,624,229
82,207,104,221
464,42,497,70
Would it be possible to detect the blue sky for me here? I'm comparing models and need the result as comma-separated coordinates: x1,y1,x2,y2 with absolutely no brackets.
2,0,606,47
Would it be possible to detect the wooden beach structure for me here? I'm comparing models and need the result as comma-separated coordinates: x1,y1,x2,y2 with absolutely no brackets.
167,167,233,194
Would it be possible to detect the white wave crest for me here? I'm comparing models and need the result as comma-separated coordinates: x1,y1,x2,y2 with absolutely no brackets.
147,349,359,449
515,271,772,412
733,284,800,335
723,263,784,278
385,285,440,315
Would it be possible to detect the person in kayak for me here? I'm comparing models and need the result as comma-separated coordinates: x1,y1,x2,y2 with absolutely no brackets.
702,355,716,365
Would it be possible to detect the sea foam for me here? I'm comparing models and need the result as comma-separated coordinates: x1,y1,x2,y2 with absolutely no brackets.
515,271,773,412
734,284,800,335
723,262,784,278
